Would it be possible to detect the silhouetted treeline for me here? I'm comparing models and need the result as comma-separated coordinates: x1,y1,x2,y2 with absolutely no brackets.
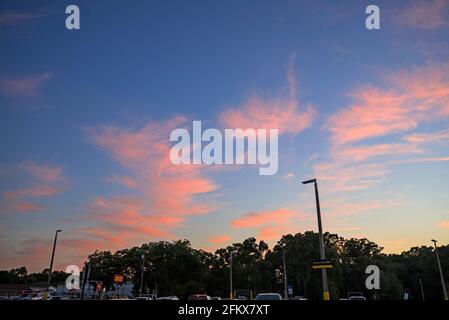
1,231,448,300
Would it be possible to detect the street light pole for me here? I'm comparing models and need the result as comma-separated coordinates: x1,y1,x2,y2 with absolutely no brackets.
230,251,234,299
283,249,288,300
431,239,448,300
302,178,329,300
140,254,145,295
80,263,90,300
418,278,425,301
47,229,62,298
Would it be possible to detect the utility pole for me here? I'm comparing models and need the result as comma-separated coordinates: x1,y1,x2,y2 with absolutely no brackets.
46,229,62,299
80,263,90,300
283,249,288,300
140,254,145,295
302,178,329,300
432,239,448,300
418,278,425,301
230,251,235,299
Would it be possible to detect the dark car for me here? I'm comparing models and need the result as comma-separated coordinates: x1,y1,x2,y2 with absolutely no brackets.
188,294,211,300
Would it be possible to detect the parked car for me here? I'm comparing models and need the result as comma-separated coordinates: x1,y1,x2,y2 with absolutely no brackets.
135,296,155,301
9,293,29,300
188,294,211,300
255,293,282,300
348,292,366,300
211,297,221,300
48,295,68,301
292,296,308,300
157,296,179,300
349,296,366,300
18,293,46,300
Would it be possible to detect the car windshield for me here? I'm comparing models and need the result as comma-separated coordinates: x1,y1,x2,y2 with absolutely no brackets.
189,295,208,300
256,294,280,300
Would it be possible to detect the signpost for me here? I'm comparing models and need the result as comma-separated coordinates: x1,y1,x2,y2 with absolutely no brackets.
114,274,124,284
312,260,333,269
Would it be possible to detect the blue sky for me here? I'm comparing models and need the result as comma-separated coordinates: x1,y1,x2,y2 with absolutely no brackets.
1,0,449,271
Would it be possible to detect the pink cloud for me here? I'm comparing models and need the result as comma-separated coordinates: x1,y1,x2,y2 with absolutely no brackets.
85,116,219,245
322,199,399,218
4,184,61,200
314,162,390,192
327,87,413,145
219,64,315,135
398,0,449,29
231,208,298,228
5,237,103,272
0,73,52,97
332,143,423,162
403,128,449,144
230,208,304,241
19,161,64,182
437,220,449,229
0,162,66,214
317,63,449,193
105,175,139,189
327,64,449,146
257,225,299,241
208,235,231,244
0,11,41,27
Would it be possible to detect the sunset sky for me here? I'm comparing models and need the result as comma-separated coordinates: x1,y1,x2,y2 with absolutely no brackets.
1,0,449,272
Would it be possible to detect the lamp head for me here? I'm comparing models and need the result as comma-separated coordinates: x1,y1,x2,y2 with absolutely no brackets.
302,178,316,185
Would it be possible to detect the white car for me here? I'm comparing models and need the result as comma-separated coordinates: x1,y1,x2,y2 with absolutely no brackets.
31,293,46,300
255,293,282,300
157,296,179,300
349,296,366,300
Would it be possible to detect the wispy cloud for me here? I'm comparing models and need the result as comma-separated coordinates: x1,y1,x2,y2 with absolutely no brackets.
317,63,449,192
322,199,399,218
437,220,449,229
2,237,101,272
0,11,41,27
85,116,219,246
0,162,66,214
403,128,449,144
219,59,315,135
208,235,231,244
231,208,304,241
397,0,449,29
231,208,298,228
0,73,53,98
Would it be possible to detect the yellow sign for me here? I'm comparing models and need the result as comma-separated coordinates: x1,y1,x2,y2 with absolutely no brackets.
312,264,333,269
114,274,124,284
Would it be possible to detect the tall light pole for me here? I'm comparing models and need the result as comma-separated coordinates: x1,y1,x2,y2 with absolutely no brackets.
302,178,329,300
80,263,90,300
283,249,288,300
229,250,235,299
46,229,62,298
140,254,145,295
418,278,425,301
431,239,448,300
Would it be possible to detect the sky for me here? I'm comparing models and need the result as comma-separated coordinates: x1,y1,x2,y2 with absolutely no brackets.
0,0,449,272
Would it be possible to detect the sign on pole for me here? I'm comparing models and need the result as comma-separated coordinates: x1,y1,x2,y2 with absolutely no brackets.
312,260,333,269
288,284,293,296
114,274,124,284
